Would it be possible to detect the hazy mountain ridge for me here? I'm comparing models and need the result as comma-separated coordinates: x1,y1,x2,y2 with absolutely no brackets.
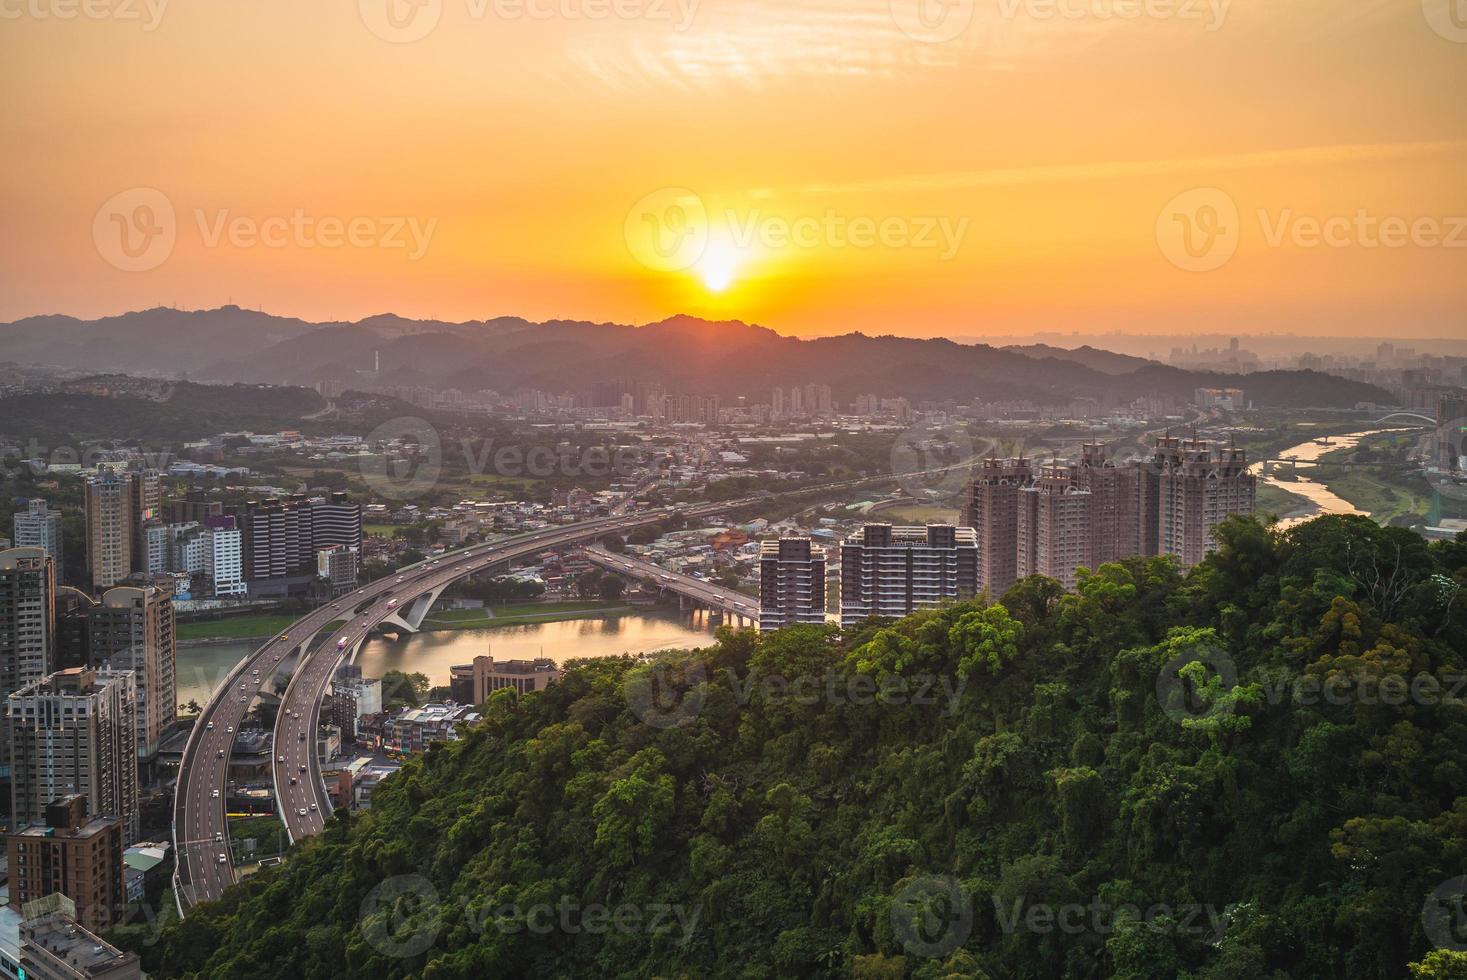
0,308,1394,408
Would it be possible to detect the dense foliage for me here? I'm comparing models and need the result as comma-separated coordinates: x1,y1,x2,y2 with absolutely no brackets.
137,516,1467,979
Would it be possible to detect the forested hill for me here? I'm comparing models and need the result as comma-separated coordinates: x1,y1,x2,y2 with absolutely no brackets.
135,516,1467,979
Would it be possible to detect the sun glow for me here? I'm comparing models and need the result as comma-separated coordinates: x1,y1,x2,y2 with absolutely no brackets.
695,238,745,294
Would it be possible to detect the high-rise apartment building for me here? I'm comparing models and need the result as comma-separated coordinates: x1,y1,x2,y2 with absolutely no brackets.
6,794,128,931
126,471,161,575
1155,436,1255,568
964,435,1257,592
53,588,95,671
839,524,978,627
961,456,1032,597
1,548,56,789
1436,391,1467,472
87,587,175,763
13,499,64,563
759,538,827,631
7,669,139,844
235,493,362,592
1077,443,1142,570
1017,466,1093,591
203,523,245,598
83,474,132,592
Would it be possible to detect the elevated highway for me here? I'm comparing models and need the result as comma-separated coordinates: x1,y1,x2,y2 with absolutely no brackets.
580,545,759,624
173,460,984,913
271,500,763,847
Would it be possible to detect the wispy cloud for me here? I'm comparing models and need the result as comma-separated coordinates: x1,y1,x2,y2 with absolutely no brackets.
786,139,1467,196
557,0,1112,93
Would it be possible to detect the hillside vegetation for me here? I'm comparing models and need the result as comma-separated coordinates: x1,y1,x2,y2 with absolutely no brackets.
136,516,1467,979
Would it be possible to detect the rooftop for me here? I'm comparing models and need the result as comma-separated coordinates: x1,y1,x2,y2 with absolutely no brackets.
21,912,138,977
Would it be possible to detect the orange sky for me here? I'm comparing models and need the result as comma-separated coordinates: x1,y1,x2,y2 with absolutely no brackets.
1,0,1464,338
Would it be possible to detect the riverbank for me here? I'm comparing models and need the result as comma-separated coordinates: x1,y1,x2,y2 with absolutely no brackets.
1249,427,1420,530
177,601,636,646
420,602,635,630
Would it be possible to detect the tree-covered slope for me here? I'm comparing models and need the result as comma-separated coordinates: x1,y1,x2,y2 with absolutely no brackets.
138,516,1467,979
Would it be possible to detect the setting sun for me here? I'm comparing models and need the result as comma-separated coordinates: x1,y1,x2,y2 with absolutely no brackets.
695,239,743,294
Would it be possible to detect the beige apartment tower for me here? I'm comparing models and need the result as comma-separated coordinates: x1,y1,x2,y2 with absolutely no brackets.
1156,436,1256,568
964,434,1256,591
1017,466,1093,591
961,456,1033,597
88,585,176,762
84,473,133,592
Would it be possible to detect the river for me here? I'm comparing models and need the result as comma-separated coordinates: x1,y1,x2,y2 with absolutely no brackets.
174,611,721,708
1249,428,1402,530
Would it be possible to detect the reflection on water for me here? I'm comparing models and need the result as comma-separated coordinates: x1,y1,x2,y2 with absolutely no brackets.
176,611,720,706
354,613,719,686
1250,429,1401,530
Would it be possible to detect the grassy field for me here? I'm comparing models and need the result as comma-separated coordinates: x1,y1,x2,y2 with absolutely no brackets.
177,614,300,641
364,523,399,537
178,615,346,642
875,503,961,524
1323,471,1430,524
1256,482,1316,521
228,816,290,859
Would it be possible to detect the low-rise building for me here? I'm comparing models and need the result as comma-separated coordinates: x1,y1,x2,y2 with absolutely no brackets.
7,796,127,932
17,910,140,980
